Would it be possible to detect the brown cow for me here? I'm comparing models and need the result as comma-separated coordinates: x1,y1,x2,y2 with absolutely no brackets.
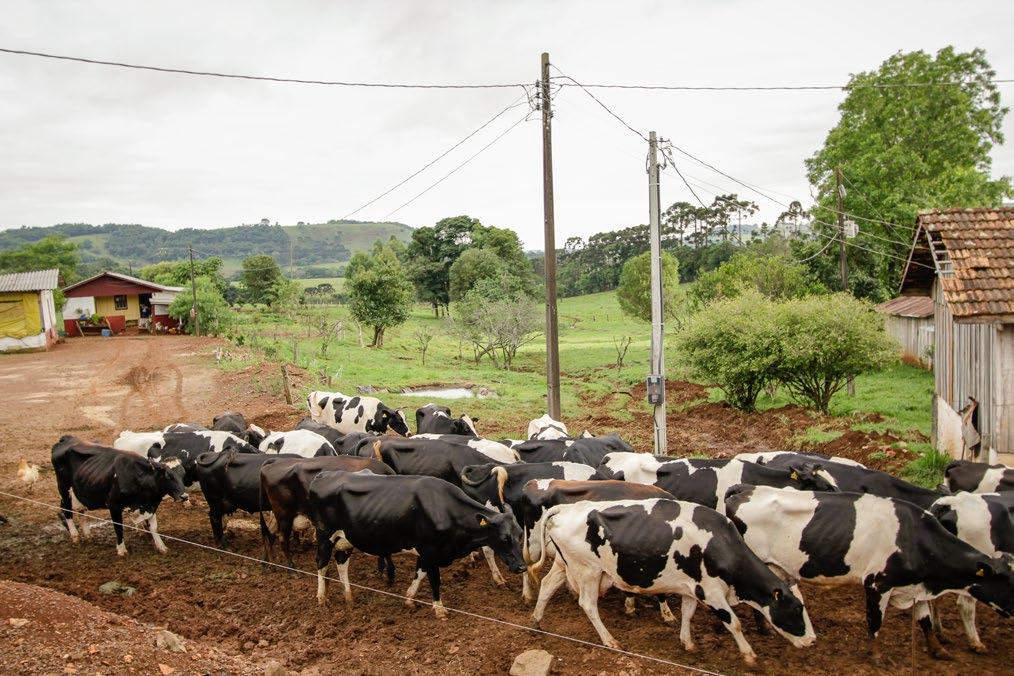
259,455,394,570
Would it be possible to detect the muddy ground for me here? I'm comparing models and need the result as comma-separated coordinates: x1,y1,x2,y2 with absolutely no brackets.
0,336,1009,675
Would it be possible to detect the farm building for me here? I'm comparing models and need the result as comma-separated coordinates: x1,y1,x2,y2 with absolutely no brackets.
900,206,1014,462
0,268,59,352
876,295,933,369
62,271,183,336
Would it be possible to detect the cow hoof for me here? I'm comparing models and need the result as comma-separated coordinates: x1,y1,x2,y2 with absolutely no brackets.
604,639,622,651
741,653,757,667
155,545,169,555
116,544,128,557
970,642,987,655
404,599,415,609
317,596,326,607
930,647,953,661
682,642,696,653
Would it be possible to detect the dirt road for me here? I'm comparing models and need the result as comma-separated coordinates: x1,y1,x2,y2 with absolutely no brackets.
0,337,1010,675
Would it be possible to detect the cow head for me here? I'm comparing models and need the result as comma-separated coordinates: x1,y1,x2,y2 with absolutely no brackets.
754,582,816,648
454,414,480,437
150,458,189,504
785,462,838,492
477,504,526,574
306,391,332,421
968,554,1014,618
378,405,410,436
223,436,260,455
244,424,267,447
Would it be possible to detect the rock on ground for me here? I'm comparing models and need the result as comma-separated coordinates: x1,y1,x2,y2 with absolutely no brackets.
510,649,554,676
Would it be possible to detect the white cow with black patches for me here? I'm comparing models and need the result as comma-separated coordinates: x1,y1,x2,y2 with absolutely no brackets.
259,430,336,458
413,434,519,463
113,430,165,455
531,498,815,665
307,391,409,437
725,485,1014,661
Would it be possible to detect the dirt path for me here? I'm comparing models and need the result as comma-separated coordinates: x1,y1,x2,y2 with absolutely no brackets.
0,337,1009,675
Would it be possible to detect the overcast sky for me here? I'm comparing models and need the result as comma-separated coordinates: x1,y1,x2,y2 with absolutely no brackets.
1,1,1012,249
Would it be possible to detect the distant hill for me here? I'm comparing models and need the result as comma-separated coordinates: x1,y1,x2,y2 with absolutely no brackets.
0,220,413,274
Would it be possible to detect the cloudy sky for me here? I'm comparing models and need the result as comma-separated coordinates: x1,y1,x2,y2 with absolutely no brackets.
1,1,1012,248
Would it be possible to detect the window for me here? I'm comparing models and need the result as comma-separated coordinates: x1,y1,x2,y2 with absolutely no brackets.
113,295,128,311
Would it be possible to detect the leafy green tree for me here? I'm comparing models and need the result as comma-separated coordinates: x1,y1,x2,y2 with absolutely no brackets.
240,254,283,304
806,47,1012,297
773,293,897,413
678,291,782,411
449,248,506,300
690,253,824,308
347,243,414,347
168,276,232,336
454,273,540,369
616,251,682,322
139,257,226,293
406,216,478,316
0,235,79,284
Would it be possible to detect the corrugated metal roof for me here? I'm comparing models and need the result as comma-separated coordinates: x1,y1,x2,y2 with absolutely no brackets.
877,295,934,318
0,268,59,292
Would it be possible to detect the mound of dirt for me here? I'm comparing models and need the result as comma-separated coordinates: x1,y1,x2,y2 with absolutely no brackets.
0,580,261,675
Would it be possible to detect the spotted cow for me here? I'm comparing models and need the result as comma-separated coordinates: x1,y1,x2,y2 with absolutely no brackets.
307,391,409,437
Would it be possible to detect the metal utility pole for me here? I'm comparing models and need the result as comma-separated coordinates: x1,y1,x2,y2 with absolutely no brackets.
835,167,855,395
540,51,561,420
647,132,667,454
188,244,200,337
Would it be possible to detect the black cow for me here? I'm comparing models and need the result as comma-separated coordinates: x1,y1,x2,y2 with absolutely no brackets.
194,449,302,547
725,485,1014,660
459,461,597,514
150,429,260,486
307,471,526,617
295,417,346,447
372,438,503,485
336,432,384,456
415,403,479,436
510,435,633,466
52,435,188,556
946,460,1014,494
259,455,394,569
211,411,266,446
531,498,815,664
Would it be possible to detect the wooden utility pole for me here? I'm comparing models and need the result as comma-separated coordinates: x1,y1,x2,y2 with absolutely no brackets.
647,132,667,454
836,167,855,395
188,244,200,336
540,51,561,419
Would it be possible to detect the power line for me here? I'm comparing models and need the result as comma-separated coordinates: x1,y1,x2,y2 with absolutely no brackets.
339,94,531,220
381,112,532,220
551,77,1014,92
549,65,648,142
0,47,528,90
0,489,724,676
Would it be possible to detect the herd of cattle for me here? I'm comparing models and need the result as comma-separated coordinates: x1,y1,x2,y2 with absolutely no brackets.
45,391,1014,665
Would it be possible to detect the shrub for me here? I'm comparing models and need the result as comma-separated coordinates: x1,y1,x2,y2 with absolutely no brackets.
689,253,823,309
678,291,782,411
774,293,897,412
616,250,682,323
168,276,233,336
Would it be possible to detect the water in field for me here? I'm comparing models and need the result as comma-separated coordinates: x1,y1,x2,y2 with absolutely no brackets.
402,387,475,399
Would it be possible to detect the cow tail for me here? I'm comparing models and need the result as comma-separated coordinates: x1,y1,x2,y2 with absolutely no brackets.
529,504,564,582
492,466,508,506
372,440,383,461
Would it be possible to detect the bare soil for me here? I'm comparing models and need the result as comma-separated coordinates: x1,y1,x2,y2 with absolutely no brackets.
0,337,1008,675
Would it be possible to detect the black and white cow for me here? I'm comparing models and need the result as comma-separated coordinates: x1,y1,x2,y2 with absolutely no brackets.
929,491,1014,652
371,438,505,485
459,461,598,515
113,430,165,455
333,432,384,456
527,414,569,440
510,436,633,466
725,485,1014,660
194,449,302,547
946,460,1014,494
307,391,410,436
259,430,336,458
413,434,519,463
259,455,395,568
597,452,836,510
52,435,188,556
294,417,346,448
530,498,815,664
211,411,267,446
415,404,479,437
150,429,260,486
736,450,867,469
307,471,527,617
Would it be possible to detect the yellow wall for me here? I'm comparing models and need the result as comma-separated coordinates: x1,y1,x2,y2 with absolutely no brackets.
95,294,141,321
0,291,43,337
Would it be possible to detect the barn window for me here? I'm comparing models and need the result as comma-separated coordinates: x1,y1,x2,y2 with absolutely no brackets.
113,295,128,310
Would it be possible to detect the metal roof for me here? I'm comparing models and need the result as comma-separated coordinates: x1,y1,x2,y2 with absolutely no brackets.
62,270,182,294
877,295,934,318
0,268,59,292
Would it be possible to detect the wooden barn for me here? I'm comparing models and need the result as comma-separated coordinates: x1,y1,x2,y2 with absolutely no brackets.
877,296,934,369
900,207,1014,461
0,268,59,352
62,271,183,336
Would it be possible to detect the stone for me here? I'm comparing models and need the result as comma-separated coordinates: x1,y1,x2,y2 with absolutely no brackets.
263,659,290,676
510,649,553,676
8,618,28,628
158,664,174,676
98,581,136,597
257,639,270,648
154,630,186,653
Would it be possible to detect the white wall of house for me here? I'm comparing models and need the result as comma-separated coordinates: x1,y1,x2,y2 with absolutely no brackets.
62,296,95,321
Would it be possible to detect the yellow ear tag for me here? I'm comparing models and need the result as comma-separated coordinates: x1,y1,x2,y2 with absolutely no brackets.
790,471,799,481
480,518,489,527
976,567,985,577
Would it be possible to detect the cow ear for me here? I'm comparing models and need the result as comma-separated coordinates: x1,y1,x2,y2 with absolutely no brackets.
472,417,480,423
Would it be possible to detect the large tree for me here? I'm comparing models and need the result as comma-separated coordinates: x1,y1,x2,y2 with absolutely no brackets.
0,235,79,284
805,47,1012,298
240,254,283,305
347,242,414,347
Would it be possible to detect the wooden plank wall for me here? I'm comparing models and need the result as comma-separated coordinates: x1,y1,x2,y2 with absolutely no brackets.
883,315,933,368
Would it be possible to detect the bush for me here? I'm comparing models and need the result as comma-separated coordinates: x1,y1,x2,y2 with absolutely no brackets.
774,293,897,412
347,243,414,347
678,291,782,411
689,253,823,309
454,274,540,370
168,276,233,336
616,250,682,323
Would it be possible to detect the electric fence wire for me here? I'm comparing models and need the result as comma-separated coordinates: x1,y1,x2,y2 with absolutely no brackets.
0,488,725,676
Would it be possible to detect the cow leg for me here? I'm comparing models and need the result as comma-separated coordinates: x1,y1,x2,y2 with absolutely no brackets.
956,595,986,653
531,557,568,628
575,571,621,650
425,565,447,620
929,599,949,644
707,598,755,665
863,586,892,662
679,595,697,652
658,596,676,624
915,600,952,660
109,507,127,557
58,486,79,543
259,512,276,563
144,513,169,554
278,516,296,570
333,549,353,605
208,505,225,548
752,608,769,635
314,530,336,606
482,546,507,587
404,566,426,608
522,569,535,605
383,556,395,586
